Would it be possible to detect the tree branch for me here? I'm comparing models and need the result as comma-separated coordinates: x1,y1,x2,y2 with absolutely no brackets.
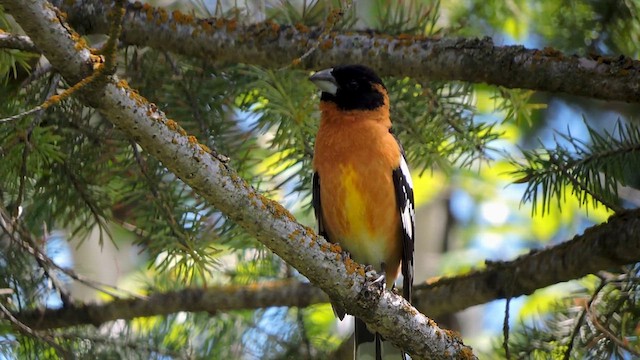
0,32,38,52
0,0,473,358
49,0,640,103
17,281,329,330
411,209,640,316
13,210,640,331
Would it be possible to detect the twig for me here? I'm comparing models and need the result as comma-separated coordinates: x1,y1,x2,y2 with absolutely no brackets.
15,73,62,216
502,267,518,360
563,279,608,360
0,302,72,359
0,0,126,124
0,206,142,300
549,155,624,213
288,2,352,68
587,304,640,357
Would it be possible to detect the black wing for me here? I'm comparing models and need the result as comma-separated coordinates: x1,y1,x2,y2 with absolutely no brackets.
392,154,415,302
312,172,327,238
313,172,347,319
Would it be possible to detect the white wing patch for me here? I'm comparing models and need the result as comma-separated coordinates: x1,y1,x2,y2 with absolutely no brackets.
399,156,415,240
393,153,415,303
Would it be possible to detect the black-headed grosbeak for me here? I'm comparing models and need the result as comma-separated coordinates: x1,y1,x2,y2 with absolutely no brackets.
309,65,415,360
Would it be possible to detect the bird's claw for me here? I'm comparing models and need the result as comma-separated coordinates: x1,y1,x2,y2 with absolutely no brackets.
364,265,386,291
364,264,377,278
341,250,351,261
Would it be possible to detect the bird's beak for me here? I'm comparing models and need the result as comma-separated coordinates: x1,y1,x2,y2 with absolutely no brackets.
309,68,338,95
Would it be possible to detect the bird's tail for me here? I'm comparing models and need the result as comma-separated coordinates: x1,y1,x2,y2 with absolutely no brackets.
354,317,379,360
354,318,407,360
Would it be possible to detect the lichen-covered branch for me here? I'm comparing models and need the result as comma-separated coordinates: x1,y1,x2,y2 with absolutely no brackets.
51,0,640,103
0,0,473,358
14,210,640,331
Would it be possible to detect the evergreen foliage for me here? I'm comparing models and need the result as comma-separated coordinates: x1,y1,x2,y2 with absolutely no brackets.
1,0,640,358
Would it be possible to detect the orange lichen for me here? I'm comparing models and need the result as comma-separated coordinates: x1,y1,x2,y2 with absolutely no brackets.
127,89,147,107
319,39,333,50
72,33,89,51
142,3,154,22
43,95,61,108
294,22,309,33
288,229,301,241
177,127,187,136
198,143,212,154
541,46,563,58
458,347,475,360
268,20,280,32
172,10,194,25
327,8,343,24
226,19,238,32
157,8,169,25
303,226,316,237
90,54,105,70
344,257,364,276
329,243,342,254
166,119,178,131
444,329,463,342
264,199,297,223
187,135,198,144
201,20,213,34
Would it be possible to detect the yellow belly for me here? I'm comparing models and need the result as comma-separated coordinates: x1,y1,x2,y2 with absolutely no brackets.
312,116,403,280
320,163,401,276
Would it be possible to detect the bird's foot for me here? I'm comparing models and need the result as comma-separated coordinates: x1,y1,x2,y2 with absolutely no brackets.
364,265,386,291
341,250,351,261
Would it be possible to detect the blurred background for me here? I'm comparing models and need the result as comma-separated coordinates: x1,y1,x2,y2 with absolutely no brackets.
1,0,639,358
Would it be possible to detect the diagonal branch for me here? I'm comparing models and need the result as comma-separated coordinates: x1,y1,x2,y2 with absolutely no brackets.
0,0,473,358
48,0,640,103
12,209,640,331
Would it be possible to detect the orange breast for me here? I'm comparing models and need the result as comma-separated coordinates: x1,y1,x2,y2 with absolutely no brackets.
313,108,402,282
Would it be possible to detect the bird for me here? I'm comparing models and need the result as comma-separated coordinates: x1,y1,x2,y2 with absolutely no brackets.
309,64,415,360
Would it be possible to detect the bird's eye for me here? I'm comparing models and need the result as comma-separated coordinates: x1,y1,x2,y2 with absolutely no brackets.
347,80,359,90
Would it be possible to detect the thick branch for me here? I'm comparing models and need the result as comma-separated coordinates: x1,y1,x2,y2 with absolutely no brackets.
51,0,640,103
0,0,473,358
14,210,640,330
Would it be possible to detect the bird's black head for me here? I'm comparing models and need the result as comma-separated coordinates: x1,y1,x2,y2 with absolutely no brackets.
309,65,387,111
